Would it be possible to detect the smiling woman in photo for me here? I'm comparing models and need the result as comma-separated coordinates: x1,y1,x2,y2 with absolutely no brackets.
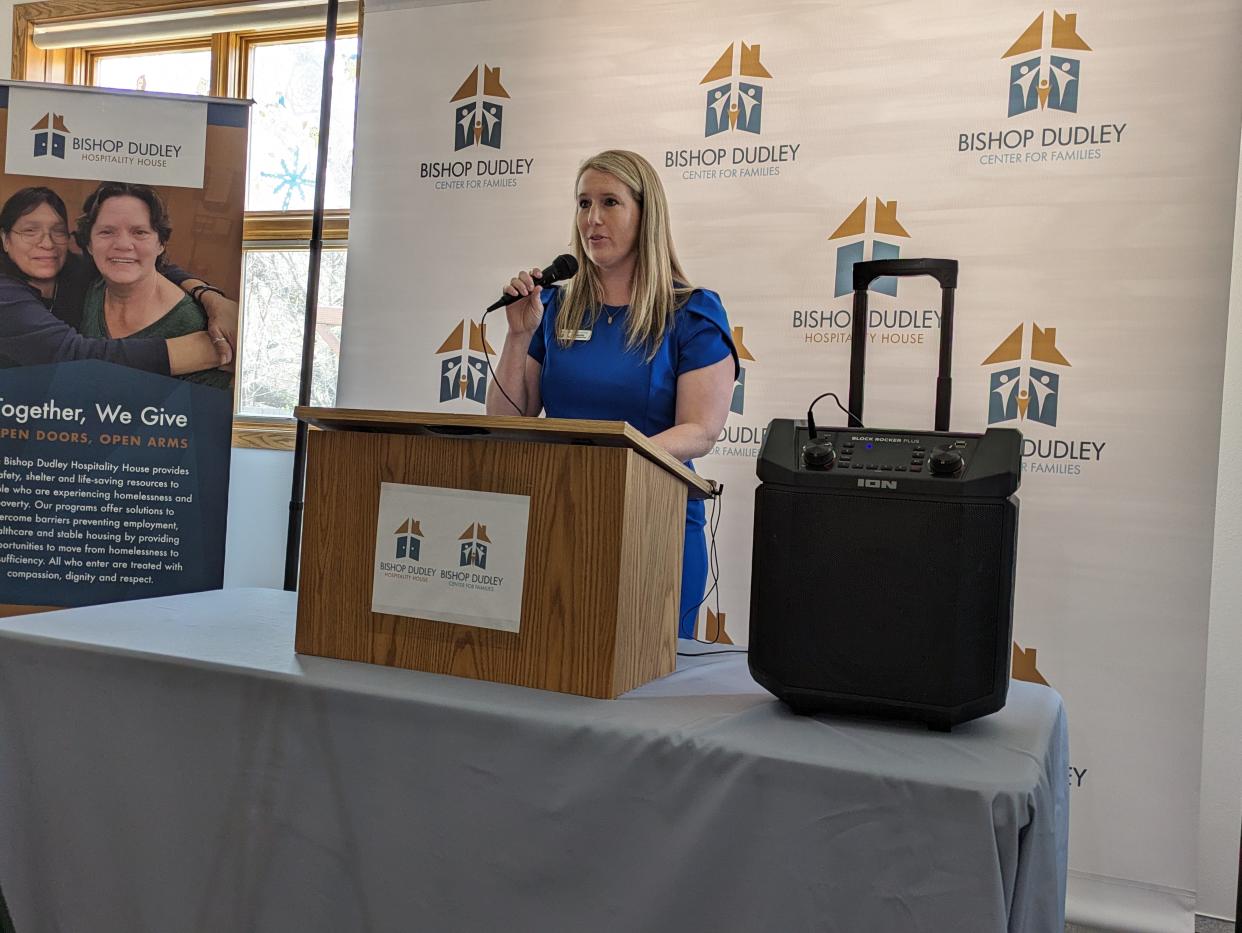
75,182,230,390
0,185,234,375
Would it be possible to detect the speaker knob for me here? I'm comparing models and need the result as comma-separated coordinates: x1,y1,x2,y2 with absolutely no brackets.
928,447,964,476
802,440,837,470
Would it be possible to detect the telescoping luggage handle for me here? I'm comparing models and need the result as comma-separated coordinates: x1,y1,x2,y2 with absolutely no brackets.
849,258,959,432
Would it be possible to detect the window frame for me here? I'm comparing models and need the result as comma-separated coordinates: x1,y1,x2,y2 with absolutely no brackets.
12,1,362,450
84,34,214,92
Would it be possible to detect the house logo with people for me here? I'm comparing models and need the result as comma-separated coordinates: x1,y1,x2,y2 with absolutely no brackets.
982,323,1103,477
664,42,799,182
730,326,757,415
459,522,490,569
983,322,1070,427
829,197,910,298
957,13,1127,164
31,112,70,159
701,42,772,137
451,64,509,151
393,518,424,561
1004,10,1091,118
419,64,533,189
436,318,494,406
714,325,767,457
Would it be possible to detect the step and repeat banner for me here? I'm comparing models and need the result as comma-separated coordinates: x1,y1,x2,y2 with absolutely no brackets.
0,83,248,609
337,1,1241,929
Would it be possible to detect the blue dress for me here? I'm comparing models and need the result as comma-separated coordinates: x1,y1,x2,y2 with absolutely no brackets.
528,286,737,638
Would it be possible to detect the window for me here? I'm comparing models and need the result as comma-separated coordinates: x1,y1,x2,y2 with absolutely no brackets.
15,1,361,450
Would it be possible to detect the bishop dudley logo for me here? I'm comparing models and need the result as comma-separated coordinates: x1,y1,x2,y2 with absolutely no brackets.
665,41,800,182
791,198,941,350
829,197,909,298
32,112,69,159
982,322,1105,475
459,522,490,569
452,64,507,150
702,41,770,136
1005,10,1090,117
957,11,1128,166
436,319,495,406
394,519,424,561
420,63,535,191
1010,641,1085,789
713,325,767,457
984,321,1069,426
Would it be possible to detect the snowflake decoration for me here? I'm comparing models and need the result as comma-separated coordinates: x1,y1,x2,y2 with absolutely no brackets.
261,147,313,210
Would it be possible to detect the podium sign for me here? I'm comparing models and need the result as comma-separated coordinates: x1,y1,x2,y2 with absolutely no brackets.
371,482,531,633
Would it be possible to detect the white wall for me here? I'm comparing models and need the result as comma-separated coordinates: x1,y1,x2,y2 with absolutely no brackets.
1198,138,1242,921
0,0,1235,919
222,447,294,588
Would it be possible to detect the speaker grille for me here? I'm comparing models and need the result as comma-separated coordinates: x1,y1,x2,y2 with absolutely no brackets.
751,487,1011,708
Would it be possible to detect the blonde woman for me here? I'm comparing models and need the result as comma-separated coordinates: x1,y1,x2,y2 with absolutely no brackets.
486,149,737,638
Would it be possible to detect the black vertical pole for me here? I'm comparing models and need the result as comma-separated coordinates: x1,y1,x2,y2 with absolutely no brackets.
283,0,339,591
848,285,866,427
934,284,954,433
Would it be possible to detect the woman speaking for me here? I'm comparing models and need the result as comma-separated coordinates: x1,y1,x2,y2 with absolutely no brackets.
486,149,738,638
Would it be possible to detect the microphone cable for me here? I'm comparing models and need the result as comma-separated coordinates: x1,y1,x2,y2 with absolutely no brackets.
678,483,748,657
806,391,862,437
478,304,524,416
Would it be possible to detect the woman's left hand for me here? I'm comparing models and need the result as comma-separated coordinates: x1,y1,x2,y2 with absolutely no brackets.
199,292,237,366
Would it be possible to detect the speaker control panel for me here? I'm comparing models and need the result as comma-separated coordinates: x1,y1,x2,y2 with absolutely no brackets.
758,420,1021,499
801,431,977,476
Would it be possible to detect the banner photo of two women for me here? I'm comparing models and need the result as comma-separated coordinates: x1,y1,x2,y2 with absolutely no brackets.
0,82,248,611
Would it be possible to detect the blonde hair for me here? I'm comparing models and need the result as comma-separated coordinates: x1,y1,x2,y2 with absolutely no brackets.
556,149,692,358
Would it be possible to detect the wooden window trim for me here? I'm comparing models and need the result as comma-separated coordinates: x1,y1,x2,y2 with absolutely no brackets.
14,1,230,82
232,415,296,451
244,210,349,243
83,34,213,88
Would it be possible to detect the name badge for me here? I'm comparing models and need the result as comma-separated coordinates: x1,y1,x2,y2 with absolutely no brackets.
559,329,593,342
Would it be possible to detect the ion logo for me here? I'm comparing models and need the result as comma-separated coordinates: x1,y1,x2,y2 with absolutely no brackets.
451,64,510,151
1004,10,1091,117
829,198,911,298
858,478,897,490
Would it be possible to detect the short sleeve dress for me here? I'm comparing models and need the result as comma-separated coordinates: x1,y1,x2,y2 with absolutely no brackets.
528,286,737,638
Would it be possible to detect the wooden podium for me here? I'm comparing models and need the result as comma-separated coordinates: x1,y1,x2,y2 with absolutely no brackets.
293,408,715,699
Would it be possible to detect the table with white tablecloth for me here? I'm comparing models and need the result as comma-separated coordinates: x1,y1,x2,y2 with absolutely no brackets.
0,588,1067,933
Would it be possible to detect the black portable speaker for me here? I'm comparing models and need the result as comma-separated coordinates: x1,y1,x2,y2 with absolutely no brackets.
749,259,1021,730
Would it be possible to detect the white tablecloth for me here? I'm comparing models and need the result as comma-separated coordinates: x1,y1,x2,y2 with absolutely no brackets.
0,588,1067,933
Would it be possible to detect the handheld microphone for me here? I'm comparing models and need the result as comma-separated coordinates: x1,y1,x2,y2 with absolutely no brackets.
485,254,578,312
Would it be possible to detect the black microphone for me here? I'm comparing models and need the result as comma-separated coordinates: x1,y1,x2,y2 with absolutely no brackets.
485,254,578,312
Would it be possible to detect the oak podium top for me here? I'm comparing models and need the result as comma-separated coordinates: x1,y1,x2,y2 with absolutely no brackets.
294,407,717,500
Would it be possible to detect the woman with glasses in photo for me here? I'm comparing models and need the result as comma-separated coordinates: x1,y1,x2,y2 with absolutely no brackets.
0,185,233,376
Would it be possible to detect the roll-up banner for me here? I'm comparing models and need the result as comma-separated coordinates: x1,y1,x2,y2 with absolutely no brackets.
0,82,249,611
335,1,1242,929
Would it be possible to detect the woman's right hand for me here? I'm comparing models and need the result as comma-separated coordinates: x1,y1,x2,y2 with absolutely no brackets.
503,267,545,335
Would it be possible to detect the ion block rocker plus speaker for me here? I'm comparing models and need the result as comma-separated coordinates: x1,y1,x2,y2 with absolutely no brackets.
749,259,1021,730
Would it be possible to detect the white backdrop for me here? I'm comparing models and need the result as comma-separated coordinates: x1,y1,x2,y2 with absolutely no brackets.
336,2,1242,929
